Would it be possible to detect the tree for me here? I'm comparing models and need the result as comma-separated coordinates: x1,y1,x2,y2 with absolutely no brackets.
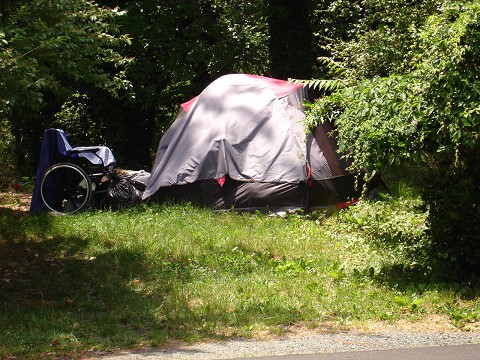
0,0,17,24
306,0,480,278
0,0,132,172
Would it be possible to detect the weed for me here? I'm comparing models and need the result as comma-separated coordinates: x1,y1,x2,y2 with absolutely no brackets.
444,302,480,329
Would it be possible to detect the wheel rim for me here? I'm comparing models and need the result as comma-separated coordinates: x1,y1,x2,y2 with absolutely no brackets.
40,163,92,214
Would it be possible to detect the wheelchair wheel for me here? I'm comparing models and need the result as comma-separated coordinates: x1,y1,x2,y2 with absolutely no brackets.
40,163,92,214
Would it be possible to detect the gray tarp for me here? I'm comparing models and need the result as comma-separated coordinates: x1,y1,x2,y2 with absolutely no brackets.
143,74,309,200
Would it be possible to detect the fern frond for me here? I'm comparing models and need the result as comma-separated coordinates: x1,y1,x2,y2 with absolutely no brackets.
290,78,345,92
317,56,347,77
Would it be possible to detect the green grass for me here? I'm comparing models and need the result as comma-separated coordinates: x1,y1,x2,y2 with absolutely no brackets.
1,190,479,359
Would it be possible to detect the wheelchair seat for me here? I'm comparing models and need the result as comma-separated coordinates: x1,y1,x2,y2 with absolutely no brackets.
69,146,116,169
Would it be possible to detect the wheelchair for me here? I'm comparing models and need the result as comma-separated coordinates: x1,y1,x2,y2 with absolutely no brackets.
31,129,116,214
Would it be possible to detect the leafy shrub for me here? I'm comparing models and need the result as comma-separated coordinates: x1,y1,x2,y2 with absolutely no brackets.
422,159,480,280
54,93,106,146
306,1,480,281
323,189,431,286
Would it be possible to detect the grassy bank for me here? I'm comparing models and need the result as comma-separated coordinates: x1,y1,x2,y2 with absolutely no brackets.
1,189,479,359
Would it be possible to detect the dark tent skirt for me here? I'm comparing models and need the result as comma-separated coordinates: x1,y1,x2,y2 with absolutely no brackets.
148,174,372,213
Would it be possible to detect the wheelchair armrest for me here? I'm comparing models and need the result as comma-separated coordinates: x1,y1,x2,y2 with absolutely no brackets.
69,147,101,154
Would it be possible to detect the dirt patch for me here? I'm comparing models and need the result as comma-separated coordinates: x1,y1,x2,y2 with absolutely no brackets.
352,315,464,334
246,316,465,341
0,191,31,213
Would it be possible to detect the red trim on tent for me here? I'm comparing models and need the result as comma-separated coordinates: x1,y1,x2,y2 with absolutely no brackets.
180,74,303,112
306,162,313,188
217,176,226,187
180,95,199,112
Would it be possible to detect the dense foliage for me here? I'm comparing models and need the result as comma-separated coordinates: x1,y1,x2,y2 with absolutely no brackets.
268,0,314,79
0,0,132,171
308,1,479,169
306,0,480,278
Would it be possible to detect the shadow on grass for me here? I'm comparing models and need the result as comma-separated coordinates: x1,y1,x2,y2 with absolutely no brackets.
375,163,480,291
0,210,179,359
366,244,480,300
1,209,297,359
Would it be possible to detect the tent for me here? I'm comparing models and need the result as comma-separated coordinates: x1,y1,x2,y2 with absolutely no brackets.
143,74,379,212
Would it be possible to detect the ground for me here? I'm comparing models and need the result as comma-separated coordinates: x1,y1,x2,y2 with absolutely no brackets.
0,191,31,213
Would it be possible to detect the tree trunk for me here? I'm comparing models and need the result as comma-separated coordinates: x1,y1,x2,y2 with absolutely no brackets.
267,0,314,80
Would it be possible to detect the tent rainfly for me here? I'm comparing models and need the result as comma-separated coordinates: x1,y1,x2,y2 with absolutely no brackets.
142,74,380,212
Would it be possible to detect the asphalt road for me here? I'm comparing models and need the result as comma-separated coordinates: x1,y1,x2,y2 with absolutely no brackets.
242,344,480,360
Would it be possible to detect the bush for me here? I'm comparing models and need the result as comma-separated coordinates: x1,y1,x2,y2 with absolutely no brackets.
422,158,480,280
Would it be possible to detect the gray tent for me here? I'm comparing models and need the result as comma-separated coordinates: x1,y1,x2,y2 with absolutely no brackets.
143,74,377,212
